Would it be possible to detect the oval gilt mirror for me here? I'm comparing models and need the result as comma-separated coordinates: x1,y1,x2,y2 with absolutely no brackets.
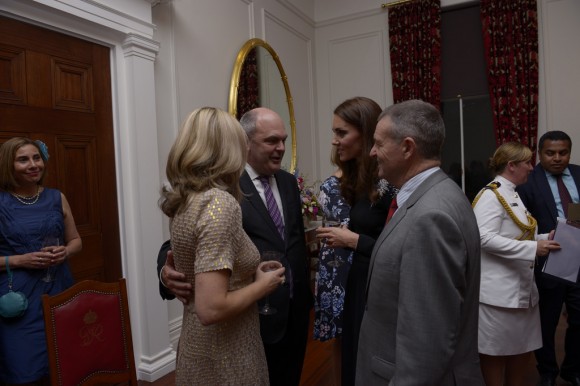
228,38,297,172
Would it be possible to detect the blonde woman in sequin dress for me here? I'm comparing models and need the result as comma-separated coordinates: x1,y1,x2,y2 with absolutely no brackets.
160,107,285,386
472,142,561,386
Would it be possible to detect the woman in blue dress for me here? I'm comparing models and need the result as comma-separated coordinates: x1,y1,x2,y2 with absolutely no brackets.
316,97,397,386
314,149,354,385
0,137,82,385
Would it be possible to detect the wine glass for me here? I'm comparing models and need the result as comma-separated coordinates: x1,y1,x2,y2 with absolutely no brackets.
322,214,343,268
259,251,284,315
41,236,59,283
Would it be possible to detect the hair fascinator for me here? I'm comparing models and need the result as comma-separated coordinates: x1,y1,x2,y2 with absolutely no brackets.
35,140,50,161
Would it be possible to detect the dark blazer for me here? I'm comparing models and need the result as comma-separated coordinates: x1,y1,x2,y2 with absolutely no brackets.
239,170,312,342
356,170,484,385
516,163,580,284
157,240,173,300
517,164,580,233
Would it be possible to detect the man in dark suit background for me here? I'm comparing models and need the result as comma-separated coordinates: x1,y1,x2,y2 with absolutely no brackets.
157,107,312,386
517,131,580,386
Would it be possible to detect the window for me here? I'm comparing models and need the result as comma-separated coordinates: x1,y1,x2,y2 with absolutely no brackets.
440,2,495,201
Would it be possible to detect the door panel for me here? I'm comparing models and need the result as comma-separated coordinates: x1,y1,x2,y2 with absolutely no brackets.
0,15,121,281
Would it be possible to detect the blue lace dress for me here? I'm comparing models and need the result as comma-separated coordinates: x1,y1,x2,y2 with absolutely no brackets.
0,188,74,384
313,176,353,341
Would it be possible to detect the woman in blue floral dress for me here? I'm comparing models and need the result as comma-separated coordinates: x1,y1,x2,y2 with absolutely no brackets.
316,97,397,386
314,168,353,343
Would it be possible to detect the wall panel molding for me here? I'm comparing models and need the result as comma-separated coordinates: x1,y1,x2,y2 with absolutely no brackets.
327,31,387,108
275,0,315,27
0,45,26,104
316,8,383,28
538,0,580,150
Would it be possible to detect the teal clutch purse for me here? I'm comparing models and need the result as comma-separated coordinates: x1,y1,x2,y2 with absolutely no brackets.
0,256,28,318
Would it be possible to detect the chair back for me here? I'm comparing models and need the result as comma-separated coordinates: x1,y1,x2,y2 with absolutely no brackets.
42,279,137,386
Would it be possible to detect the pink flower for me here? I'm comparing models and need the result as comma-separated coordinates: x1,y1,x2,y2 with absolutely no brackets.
295,172,321,220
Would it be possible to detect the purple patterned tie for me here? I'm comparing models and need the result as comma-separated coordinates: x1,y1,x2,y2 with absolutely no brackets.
259,176,285,239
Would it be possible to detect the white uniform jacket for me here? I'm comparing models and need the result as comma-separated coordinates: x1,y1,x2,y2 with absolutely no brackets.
473,175,548,308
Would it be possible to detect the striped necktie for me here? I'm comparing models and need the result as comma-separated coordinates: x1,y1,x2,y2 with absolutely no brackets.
259,175,285,239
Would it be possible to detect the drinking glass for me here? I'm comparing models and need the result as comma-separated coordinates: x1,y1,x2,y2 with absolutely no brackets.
322,214,343,268
259,251,284,315
41,236,59,283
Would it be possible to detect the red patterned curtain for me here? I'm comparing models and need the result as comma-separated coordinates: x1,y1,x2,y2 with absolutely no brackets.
388,0,441,108
481,0,539,157
236,48,260,119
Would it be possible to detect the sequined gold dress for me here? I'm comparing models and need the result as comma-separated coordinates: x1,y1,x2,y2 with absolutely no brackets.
170,188,268,386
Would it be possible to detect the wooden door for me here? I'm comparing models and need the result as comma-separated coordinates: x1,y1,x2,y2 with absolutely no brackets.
0,15,122,281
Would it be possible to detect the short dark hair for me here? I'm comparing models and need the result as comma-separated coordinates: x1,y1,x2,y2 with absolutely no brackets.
538,131,572,151
379,99,445,160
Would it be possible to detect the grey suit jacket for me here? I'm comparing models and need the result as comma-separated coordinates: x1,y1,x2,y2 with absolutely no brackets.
356,170,484,385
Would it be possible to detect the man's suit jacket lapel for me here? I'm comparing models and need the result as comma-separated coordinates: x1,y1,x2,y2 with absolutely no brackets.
570,164,580,203
240,171,285,243
534,164,580,225
366,170,448,295
533,166,559,225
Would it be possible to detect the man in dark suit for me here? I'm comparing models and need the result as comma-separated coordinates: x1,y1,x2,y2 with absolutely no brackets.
517,131,580,386
157,107,312,386
356,100,484,385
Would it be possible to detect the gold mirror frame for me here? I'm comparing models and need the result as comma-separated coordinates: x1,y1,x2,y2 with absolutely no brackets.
228,38,297,172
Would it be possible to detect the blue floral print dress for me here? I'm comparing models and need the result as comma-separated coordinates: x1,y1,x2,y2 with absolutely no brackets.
313,176,353,341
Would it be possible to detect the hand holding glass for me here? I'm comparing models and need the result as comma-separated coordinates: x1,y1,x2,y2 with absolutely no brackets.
322,214,343,268
259,251,284,315
41,236,59,282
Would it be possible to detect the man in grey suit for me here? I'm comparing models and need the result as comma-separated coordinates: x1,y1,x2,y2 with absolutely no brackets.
158,107,312,386
355,100,484,385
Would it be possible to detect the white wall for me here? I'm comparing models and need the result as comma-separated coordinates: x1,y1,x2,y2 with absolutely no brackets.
153,0,316,188
314,8,392,179
538,0,580,155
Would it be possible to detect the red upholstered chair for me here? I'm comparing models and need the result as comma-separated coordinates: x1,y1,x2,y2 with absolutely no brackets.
42,279,138,386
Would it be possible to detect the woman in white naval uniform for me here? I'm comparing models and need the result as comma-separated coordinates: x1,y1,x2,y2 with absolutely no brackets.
472,142,561,386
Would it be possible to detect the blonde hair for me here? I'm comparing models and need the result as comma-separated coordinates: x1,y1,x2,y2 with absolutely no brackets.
0,137,46,191
489,142,532,174
160,107,248,218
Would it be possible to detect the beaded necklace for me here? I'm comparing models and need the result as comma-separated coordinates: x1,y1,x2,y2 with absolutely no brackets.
10,185,41,205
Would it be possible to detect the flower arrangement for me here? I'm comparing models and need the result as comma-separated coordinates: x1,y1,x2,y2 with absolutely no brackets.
295,170,321,220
